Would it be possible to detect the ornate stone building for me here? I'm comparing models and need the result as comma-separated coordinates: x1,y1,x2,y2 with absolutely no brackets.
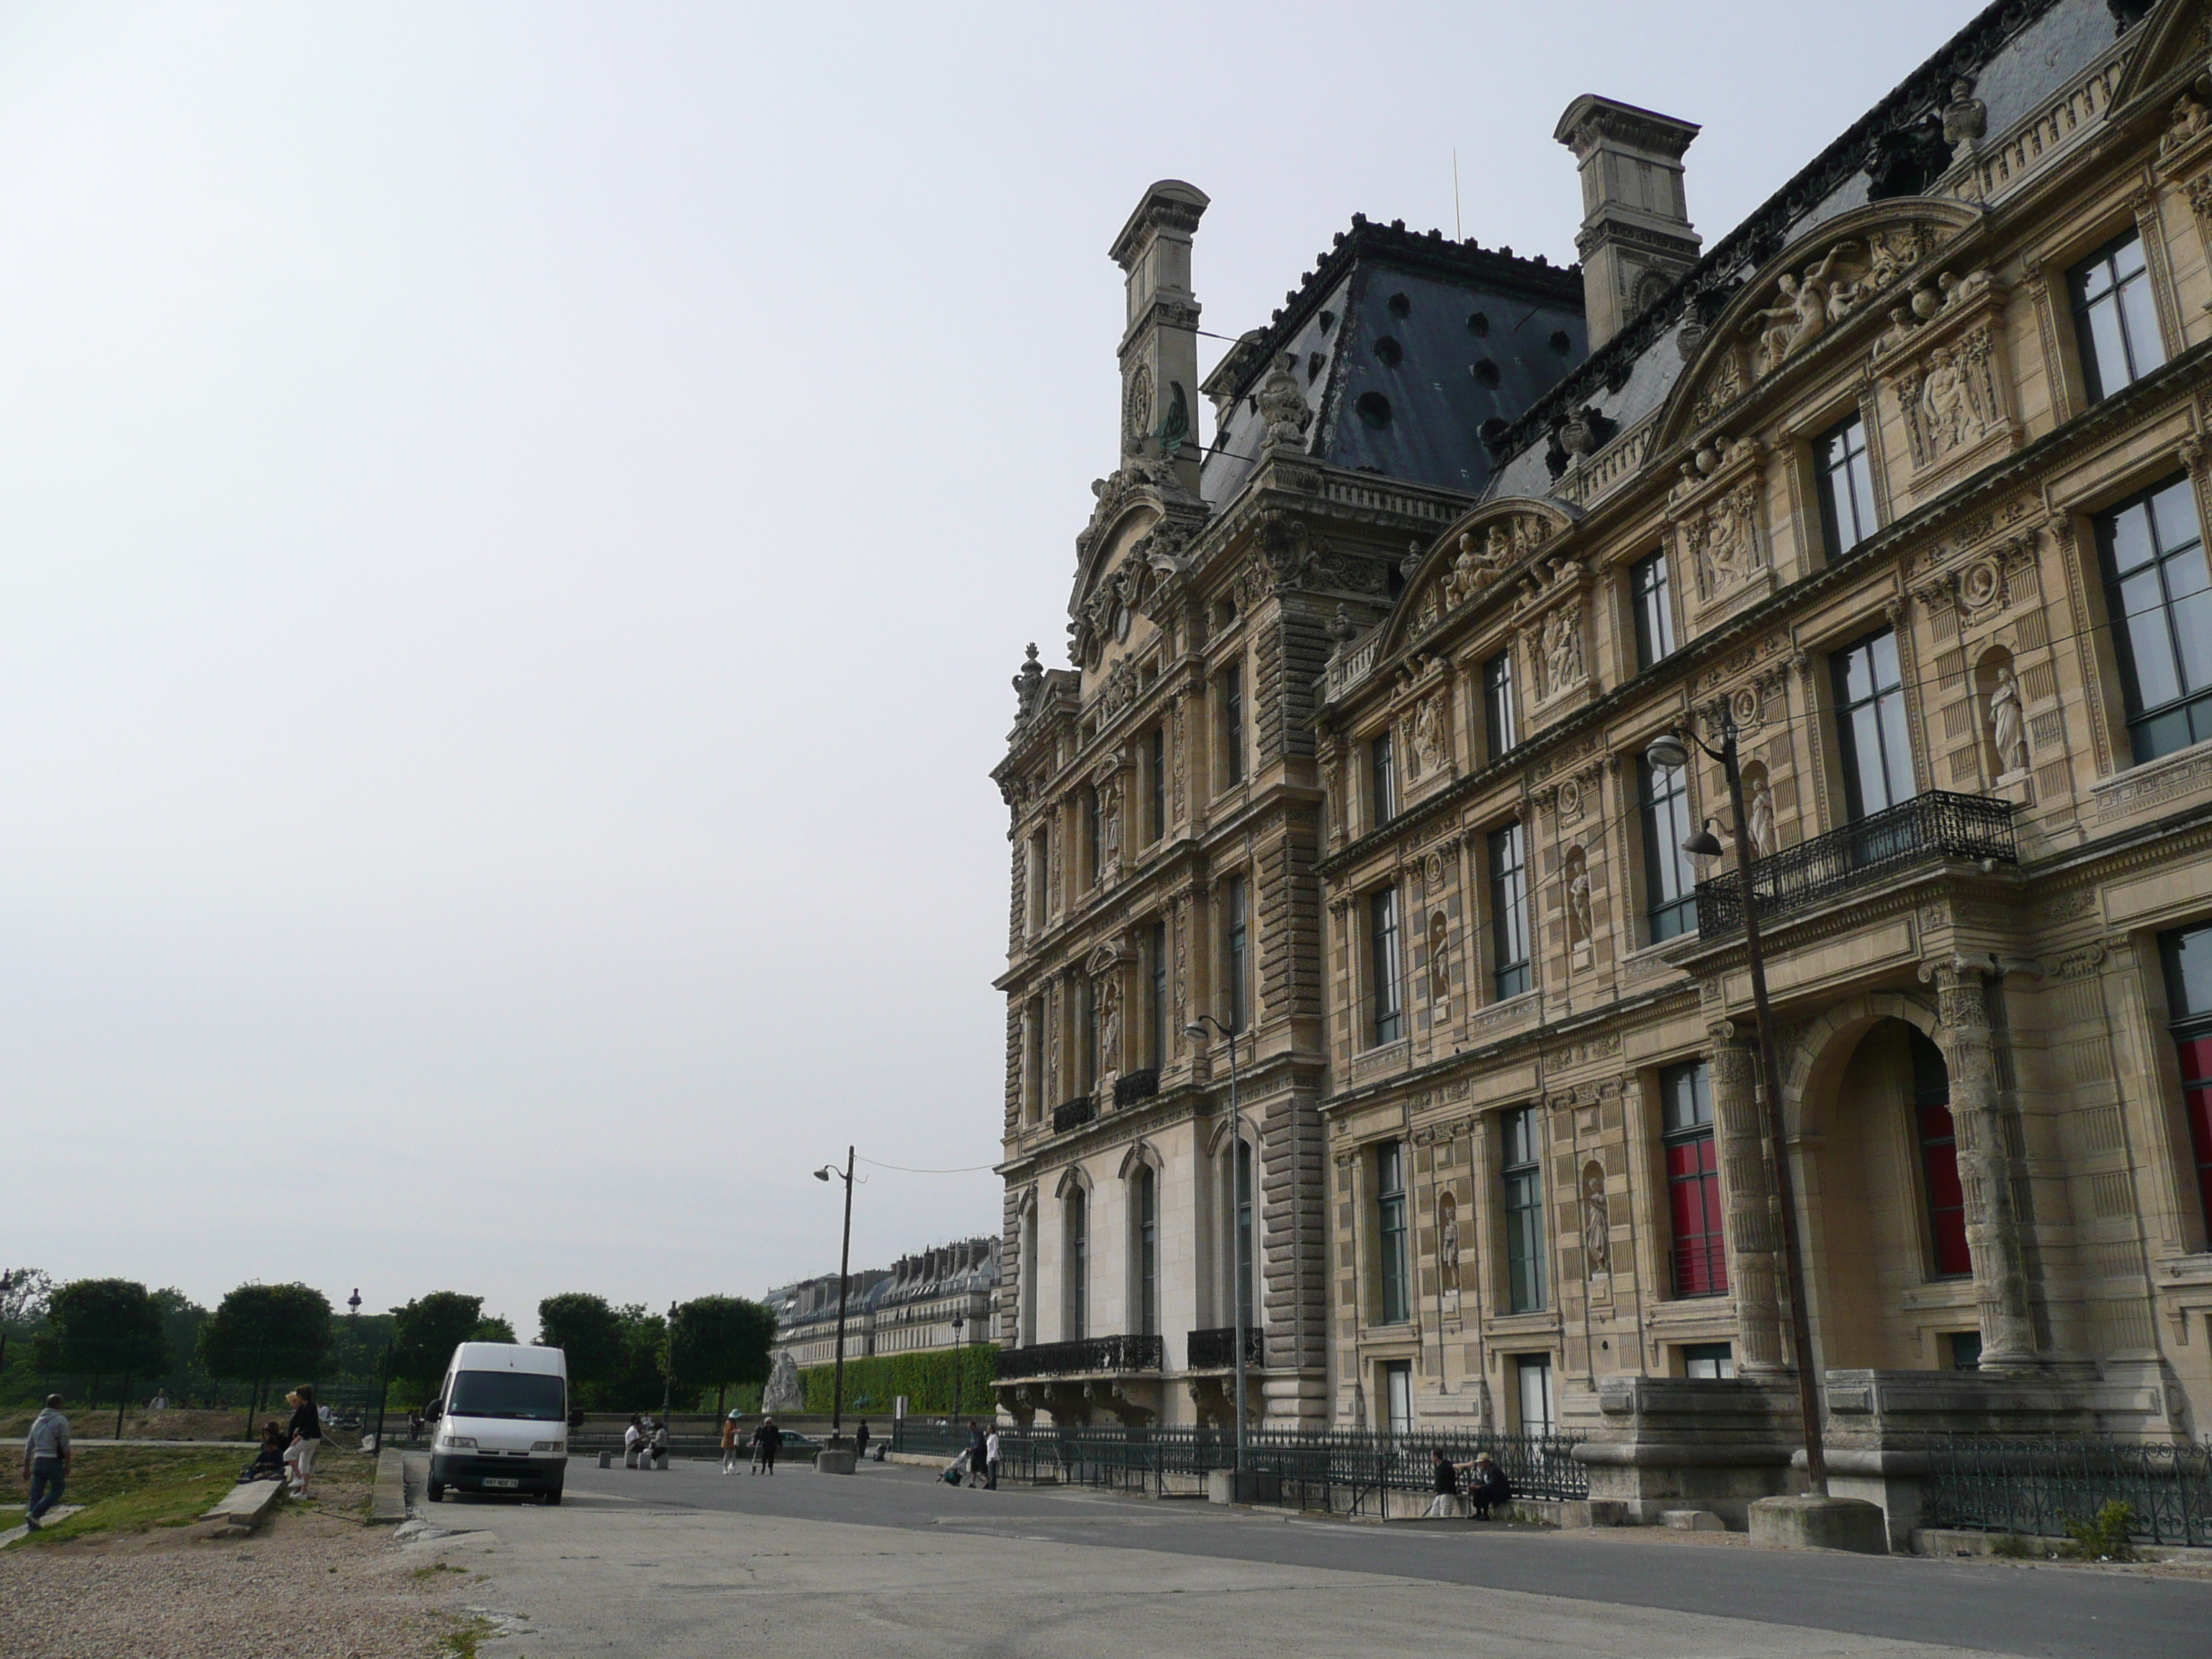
765,1236,997,1371
1316,0,2212,1512
991,184,1589,1426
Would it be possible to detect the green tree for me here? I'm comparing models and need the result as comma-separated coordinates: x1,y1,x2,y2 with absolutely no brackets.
0,1268,53,1406
537,1293,628,1407
35,1279,170,1404
388,1292,486,1400
149,1287,210,1398
672,1296,775,1416
197,1283,334,1413
472,1315,518,1344
606,1304,670,1411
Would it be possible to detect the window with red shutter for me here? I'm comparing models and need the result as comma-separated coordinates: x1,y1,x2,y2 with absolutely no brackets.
1660,1061,1727,1298
1910,1028,1972,1279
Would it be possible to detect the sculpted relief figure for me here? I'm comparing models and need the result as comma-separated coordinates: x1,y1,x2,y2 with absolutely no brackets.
1582,1163,1610,1274
1748,243,1866,376
1990,666,2028,774
1100,783,1122,868
1097,976,1121,1074
1412,696,1445,777
1919,346,1979,454
1427,910,1449,1003
1438,1190,1461,1299
1748,771,1777,858
1565,850,1593,946
1542,603,1583,698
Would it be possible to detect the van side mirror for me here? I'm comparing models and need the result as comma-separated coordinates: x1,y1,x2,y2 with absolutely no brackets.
425,1400,443,1422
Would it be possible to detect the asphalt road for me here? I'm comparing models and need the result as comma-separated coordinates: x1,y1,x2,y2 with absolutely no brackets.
400,1454,2211,1658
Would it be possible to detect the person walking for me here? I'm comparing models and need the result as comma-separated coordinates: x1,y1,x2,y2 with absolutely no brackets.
21,1394,71,1530
964,1420,989,1488
720,1411,743,1474
284,1385,324,1498
751,1416,781,1475
984,1424,1002,1491
853,1420,871,1463
1424,1447,1465,1518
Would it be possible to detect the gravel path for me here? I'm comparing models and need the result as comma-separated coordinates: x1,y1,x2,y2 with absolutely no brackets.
0,1501,467,1659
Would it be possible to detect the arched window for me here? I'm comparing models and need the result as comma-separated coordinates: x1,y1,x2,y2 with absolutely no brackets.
1910,1029,1971,1278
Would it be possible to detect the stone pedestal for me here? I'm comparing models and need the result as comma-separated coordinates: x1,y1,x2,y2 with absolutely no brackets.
1205,1470,1282,1504
1578,1375,1801,1528
1749,1494,1888,1553
814,1449,857,1475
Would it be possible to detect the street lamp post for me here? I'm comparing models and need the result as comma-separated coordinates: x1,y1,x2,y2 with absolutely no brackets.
1645,717,1827,1498
0,1270,14,1379
1184,1014,1246,1481
950,1313,965,1420
814,1146,857,1448
662,1301,679,1429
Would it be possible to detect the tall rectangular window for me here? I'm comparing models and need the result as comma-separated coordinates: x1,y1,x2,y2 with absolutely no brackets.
1133,1165,1158,1339
1028,830,1048,930
1640,754,1697,943
1147,920,1167,1071
1025,999,1044,1120
1371,731,1397,827
1490,822,1530,999
1631,552,1676,669
1221,662,1245,786
2160,922,2212,1236
1223,874,1249,1033
1370,885,1403,1046
1376,1140,1409,1324
1483,650,1519,758
1384,1360,1413,1435
2072,228,2164,403
1148,725,1166,842
1501,1106,1546,1313
1816,412,1877,556
1085,788,1102,886
1661,1061,1727,1297
2100,476,2212,763
1910,1027,1971,1278
1236,1138,1255,1330
1833,629,1916,819
1063,1187,1087,1340
1077,976,1097,1092
1515,1354,1556,1436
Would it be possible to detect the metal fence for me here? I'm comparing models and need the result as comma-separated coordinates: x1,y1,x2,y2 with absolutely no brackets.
1920,1437,2212,1547
889,1421,1586,1511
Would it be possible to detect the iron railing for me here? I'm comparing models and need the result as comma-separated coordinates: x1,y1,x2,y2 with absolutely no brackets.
997,1334,1164,1380
886,1420,1587,1507
1185,1326,1264,1370
1113,1068,1160,1106
1051,1095,1096,1133
1694,789,2015,938
1920,1436,2212,1547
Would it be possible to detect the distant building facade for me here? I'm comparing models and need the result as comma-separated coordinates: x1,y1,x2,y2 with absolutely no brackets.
996,0,2212,1506
765,1236,997,1370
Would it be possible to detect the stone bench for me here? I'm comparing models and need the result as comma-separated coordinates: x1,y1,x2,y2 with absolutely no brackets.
203,1478,287,1534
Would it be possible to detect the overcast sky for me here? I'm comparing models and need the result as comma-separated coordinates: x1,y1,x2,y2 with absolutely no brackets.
0,1,1979,1336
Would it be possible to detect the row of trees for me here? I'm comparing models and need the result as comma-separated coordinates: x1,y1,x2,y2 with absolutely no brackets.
1,1269,775,1416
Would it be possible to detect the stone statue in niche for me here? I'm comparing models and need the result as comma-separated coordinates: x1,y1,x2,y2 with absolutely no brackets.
1100,784,1122,871
1541,602,1583,698
1427,911,1449,1004
1748,772,1776,858
1412,696,1445,777
1565,849,1593,948
1097,976,1121,1074
1990,666,2028,775
1581,1162,1609,1274
1438,1189,1461,1299
1918,346,1980,455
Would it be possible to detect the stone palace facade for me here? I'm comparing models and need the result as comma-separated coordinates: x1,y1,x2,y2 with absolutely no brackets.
765,1237,998,1371
994,0,2212,1484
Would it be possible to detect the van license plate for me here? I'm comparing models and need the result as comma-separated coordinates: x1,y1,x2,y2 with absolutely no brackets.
484,1477,518,1489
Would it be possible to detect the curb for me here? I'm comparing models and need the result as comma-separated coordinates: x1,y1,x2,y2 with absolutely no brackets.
369,1447,409,1526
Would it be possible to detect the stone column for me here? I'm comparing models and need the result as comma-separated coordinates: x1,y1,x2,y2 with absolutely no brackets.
1925,958,2038,1370
1709,1020,1785,1373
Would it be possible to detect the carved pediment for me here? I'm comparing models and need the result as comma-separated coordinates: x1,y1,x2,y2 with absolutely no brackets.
1382,497,1581,657
2108,0,2212,122
1654,199,1984,454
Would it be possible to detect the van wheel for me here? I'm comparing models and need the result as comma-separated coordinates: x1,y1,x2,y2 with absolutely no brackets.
543,1485,562,1506
427,1482,445,1503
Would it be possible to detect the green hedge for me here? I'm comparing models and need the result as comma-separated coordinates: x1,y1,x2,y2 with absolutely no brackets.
799,1345,997,1416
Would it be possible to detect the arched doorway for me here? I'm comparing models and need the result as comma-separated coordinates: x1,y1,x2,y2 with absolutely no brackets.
1799,1017,1968,1372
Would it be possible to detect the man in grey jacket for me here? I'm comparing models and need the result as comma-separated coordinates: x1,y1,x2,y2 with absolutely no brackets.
22,1394,71,1529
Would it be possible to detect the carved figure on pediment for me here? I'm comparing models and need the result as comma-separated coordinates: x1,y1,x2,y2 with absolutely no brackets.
1748,771,1776,858
1542,602,1584,698
1256,351,1312,449
2165,91,2212,157
1748,243,1869,376
1412,696,1445,777
1443,529,1505,608
1990,666,2028,775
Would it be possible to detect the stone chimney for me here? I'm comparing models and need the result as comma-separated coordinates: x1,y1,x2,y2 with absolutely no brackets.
1109,180,1209,493
1553,96,1701,351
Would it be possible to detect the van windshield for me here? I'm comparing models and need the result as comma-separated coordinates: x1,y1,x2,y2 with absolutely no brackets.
447,1370,565,1421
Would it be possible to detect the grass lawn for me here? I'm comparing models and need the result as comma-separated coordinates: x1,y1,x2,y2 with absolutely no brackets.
0,1446,245,1545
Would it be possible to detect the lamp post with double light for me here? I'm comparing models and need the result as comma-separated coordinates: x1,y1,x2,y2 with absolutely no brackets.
1643,719,1827,1498
1184,1013,1248,1480
950,1312,965,1419
814,1147,857,1447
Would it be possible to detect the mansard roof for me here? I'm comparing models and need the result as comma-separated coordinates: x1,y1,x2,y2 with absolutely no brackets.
1484,0,2119,497
1200,216,1590,508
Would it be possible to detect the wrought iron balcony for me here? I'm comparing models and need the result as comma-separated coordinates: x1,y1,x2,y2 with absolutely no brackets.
1185,1326,1265,1370
1051,1095,1096,1134
997,1334,1164,1380
1693,789,2016,940
1112,1067,1160,1107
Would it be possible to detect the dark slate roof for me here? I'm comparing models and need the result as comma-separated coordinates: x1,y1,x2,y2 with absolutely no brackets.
1201,217,1588,505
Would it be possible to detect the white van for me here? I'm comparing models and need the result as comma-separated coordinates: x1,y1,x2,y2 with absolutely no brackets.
426,1341,570,1504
